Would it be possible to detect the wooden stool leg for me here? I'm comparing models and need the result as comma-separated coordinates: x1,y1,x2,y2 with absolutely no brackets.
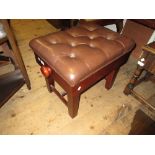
105,68,119,90
40,65,54,93
67,90,80,118
45,76,54,93
124,65,144,95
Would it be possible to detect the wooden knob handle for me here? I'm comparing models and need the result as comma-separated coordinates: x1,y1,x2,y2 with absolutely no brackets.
40,66,52,78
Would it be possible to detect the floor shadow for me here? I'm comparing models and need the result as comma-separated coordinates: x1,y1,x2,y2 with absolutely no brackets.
129,109,155,135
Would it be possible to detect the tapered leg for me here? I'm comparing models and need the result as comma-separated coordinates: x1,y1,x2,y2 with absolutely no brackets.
67,90,80,118
105,68,119,90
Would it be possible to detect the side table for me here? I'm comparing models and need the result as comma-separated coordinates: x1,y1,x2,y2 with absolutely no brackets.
124,41,155,111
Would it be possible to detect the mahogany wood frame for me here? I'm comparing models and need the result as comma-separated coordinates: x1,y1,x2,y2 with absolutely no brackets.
34,52,131,118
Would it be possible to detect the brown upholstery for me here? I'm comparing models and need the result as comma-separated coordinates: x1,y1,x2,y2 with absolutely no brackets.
30,23,135,86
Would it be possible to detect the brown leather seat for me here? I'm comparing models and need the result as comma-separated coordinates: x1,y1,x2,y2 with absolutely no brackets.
30,23,135,87
30,23,135,118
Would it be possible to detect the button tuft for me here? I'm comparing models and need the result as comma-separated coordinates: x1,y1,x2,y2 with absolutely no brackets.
69,53,76,58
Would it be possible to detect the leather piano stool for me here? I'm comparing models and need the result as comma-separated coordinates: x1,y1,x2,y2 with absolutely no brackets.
29,23,135,118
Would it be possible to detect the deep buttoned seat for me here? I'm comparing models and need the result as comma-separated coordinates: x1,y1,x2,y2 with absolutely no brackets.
30,23,135,118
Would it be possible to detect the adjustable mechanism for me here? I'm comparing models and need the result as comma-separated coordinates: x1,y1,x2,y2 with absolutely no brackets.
40,66,52,78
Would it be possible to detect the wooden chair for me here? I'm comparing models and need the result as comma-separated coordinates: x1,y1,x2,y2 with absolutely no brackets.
0,20,31,107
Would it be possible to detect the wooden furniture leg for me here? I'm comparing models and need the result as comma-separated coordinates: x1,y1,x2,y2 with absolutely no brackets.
0,20,31,106
1,20,31,89
34,52,132,118
105,68,120,90
45,76,54,93
1,41,18,68
124,42,155,113
124,65,144,95
40,65,54,93
67,88,80,118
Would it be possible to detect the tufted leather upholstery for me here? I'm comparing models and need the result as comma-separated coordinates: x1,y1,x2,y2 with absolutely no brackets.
30,23,135,86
